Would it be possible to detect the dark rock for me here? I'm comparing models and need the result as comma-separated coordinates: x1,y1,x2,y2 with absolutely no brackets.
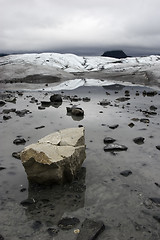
4,96,16,103
76,218,105,240
12,152,21,159
128,123,135,128
0,234,4,240
70,95,81,102
150,105,157,111
41,101,51,107
50,94,62,103
47,227,59,236
115,97,130,102
16,109,30,117
102,50,127,59
83,97,91,102
0,167,6,171
120,170,132,177
66,106,84,117
35,125,45,130
109,124,119,129
156,145,160,150
58,217,80,230
3,115,11,120
38,106,45,110
140,118,150,123
99,99,111,106
155,182,160,188
149,198,160,205
104,143,128,152
103,137,116,144
13,138,26,145
2,108,16,114
0,101,6,107
153,215,160,223
20,199,35,206
31,221,42,231
20,188,27,192
133,137,145,145
143,91,157,97
125,90,130,96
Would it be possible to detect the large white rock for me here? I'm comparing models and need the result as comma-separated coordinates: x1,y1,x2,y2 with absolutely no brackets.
20,127,86,184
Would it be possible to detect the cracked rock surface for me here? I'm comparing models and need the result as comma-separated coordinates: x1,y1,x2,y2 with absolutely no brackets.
20,127,86,184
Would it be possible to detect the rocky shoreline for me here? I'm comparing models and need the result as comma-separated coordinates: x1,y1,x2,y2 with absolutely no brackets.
0,82,160,240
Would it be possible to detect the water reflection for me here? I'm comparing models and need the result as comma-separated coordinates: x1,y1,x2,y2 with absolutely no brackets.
22,167,86,224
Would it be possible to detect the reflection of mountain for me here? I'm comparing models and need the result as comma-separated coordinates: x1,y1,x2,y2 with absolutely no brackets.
22,167,86,224
103,84,125,91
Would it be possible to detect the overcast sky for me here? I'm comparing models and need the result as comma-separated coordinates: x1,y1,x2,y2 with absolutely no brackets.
1,0,160,56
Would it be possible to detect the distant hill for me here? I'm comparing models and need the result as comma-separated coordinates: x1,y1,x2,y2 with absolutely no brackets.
102,50,128,59
0,53,9,57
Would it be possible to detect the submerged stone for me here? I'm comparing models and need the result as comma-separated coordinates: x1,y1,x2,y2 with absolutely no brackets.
20,127,86,184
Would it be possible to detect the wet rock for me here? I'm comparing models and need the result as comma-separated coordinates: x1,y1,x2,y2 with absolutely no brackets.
47,227,59,236
76,218,105,240
12,151,21,159
125,90,130,96
4,96,16,103
103,137,116,144
13,138,26,145
109,124,119,129
140,118,150,123
58,217,80,230
31,220,42,230
149,198,160,205
131,118,139,122
67,106,84,117
120,170,132,177
133,137,145,145
128,123,135,128
0,101,6,107
0,234,4,240
38,106,45,110
153,215,160,223
83,97,91,102
35,125,45,130
3,115,11,120
41,101,51,107
115,97,130,102
99,99,111,106
2,108,16,114
70,95,81,102
156,145,160,150
20,127,86,184
0,167,6,171
104,143,128,152
16,109,31,117
50,94,62,103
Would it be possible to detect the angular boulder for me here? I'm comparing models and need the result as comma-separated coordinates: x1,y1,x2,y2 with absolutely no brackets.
20,127,86,184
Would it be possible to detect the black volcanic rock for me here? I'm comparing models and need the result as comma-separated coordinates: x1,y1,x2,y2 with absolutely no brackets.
102,50,128,59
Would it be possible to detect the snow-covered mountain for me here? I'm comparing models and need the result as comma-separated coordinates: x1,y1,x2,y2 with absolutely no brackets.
0,52,160,88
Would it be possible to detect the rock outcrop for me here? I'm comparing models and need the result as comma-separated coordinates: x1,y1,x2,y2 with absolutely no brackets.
102,50,128,59
20,127,86,184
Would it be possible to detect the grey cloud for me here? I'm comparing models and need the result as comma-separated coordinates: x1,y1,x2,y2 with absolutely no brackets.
1,0,160,55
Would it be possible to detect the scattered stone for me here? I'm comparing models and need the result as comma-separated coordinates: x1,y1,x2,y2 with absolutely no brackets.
16,109,31,117
109,124,119,129
104,143,128,152
20,199,35,206
31,220,42,230
50,94,62,103
149,198,160,205
58,217,80,230
156,145,160,150
47,227,59,236
131,118,139,122
70,95,81,102
83,97,91,102
150,105,157,111
140,118,150,123
103,137,116,144
120,170,132,177
20,188,27,192
143,90,157,97
35,125,45,130
155,182,160,188
0,101,6,107
153,215,160,223
4,96,16,103
133,137,145,145
0,167,6,171
38,106,45,110
66,106,84,117
2,108,16,114
125,90,130,96
128,123,135,128
41,101,51,107
13,138,26,145
115,97,130,102
3,115,11,120
20,127,86,184
76,218,105,240
99,99,110,106
12,152,21,159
